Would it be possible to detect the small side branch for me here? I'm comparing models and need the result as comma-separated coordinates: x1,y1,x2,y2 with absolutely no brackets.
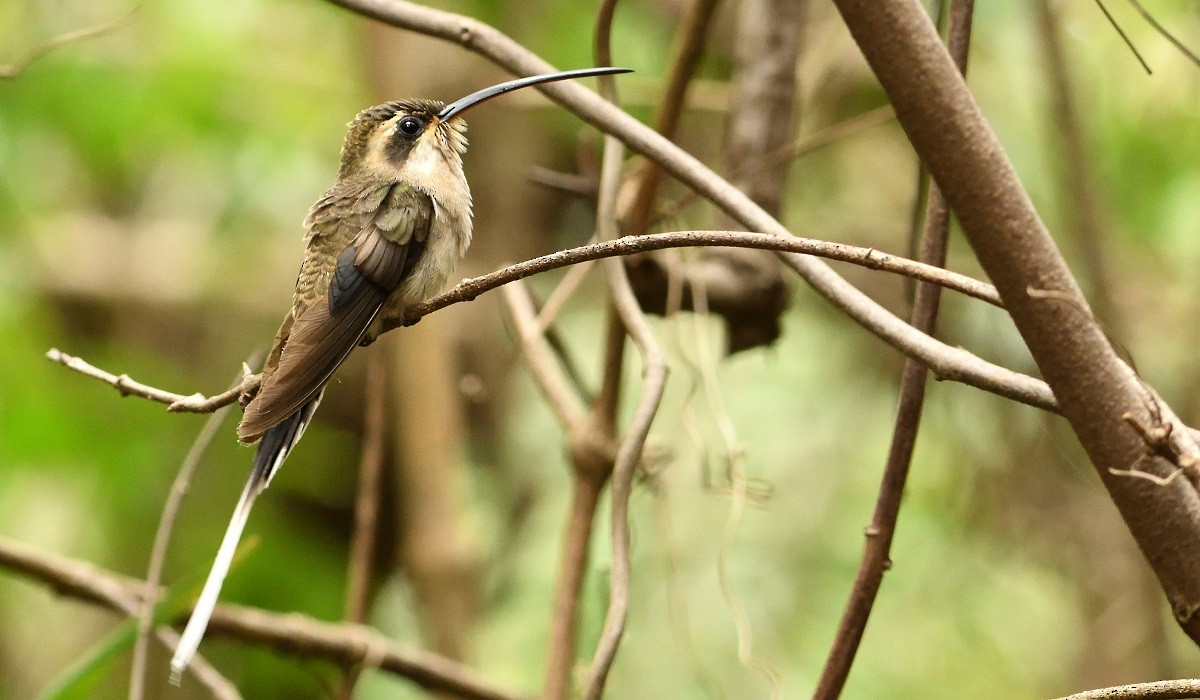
46,348,260,413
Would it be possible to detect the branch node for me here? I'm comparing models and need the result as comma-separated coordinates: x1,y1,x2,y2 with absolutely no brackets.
1113,409,1200,489
115,374,135,397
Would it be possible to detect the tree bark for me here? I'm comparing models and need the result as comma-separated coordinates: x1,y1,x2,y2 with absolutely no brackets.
827,0,1200,643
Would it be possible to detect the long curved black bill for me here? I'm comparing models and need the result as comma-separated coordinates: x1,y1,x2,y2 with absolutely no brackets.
436,67,633,122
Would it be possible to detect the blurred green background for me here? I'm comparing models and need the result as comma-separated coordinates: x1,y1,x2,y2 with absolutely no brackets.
2,0,1200,698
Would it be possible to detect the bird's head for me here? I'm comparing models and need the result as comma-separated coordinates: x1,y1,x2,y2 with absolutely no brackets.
336,67,632,191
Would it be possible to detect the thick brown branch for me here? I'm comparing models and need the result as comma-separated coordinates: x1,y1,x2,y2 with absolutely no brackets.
829,0,1200,643
0,536,521,700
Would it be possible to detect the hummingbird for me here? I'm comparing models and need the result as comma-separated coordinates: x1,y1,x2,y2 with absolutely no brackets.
170,66,632,679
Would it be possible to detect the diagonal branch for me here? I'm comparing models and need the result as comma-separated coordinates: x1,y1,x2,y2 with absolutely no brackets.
829,0,1200,644
0,6,137,79
319,0,1075,472
0,535,522,700
814,1,974,695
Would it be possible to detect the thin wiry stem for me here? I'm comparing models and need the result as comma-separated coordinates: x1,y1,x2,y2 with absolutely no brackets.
1124,0,1200,69
1093,0,1153,74
585,163,669,700
337,347,390,699
815,3,974,696
130,359,258,700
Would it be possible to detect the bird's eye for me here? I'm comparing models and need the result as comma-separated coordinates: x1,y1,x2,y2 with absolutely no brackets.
397,116,424,137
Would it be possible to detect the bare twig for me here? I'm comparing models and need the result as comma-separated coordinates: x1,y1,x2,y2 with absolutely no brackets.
1124,0,1200,69
0,536,521,700
1093,0,1153,74
338,348,390,699
130,358,258,700
543,474,605,699
504,282,589,431
46,348,260,413
586,267,668,699
536,9,632,698
405,230,1003,324
0,6,137,79
506,275,606,700
534,261,597,334
814,1,974,696
1054,678,1200,700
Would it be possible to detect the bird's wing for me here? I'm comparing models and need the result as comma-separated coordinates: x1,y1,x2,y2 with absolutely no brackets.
238,184,433,442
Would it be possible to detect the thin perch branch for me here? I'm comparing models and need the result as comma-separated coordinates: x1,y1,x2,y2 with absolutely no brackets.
46,348,260,413
403,229,1003,324
320,0,1061,433
48,230,1000,415
584,50,669,692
